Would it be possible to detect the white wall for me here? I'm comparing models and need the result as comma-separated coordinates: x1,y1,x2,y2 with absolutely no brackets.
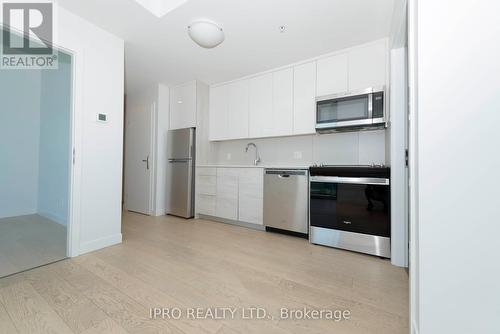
411,1,500,333
0,69,41,218
154,84,170,216
56,7,125,255
1,4,125,255
210,130,386,166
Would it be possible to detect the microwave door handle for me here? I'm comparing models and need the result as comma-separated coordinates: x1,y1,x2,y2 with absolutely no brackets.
368,93,373,120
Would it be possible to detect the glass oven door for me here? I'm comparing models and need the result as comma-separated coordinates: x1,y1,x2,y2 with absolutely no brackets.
310,177,390,237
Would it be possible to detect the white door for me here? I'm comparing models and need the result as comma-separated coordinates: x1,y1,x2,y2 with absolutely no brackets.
124,101,154,215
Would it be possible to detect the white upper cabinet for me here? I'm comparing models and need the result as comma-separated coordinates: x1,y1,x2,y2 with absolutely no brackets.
208,39,388,141
271,68,294,136
293,61,317,135
316,52,348,96
348,41,387,91
249,73,273,138
170,81,196,130
226,80,249,139
209,85,227,141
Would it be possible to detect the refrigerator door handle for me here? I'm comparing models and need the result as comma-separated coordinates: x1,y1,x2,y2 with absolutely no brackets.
168,158,190,163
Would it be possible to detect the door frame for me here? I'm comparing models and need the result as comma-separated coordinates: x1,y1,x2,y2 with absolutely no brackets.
123,96,156,216
65,42,83,258
48,32,84,258
408,0,420,332
0,23,83,258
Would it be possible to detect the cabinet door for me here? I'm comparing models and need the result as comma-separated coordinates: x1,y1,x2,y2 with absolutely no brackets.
293,61,317,135
238,168,264,225
272,68,293,136
249,73,273,138
196,167,217,216
209,85,228,141
197,194,216,216
226,80,249,139
196,167,217,196
316,53,348,96
348,41,387,91
215,168,238,220
170,82,196,129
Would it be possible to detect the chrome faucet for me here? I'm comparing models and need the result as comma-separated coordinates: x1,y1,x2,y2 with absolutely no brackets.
245,142,261,166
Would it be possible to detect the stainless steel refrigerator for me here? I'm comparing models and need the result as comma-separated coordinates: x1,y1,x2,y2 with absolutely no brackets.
167,128,195,218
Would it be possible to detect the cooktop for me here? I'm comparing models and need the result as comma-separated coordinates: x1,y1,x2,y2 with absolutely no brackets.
309,165,390,178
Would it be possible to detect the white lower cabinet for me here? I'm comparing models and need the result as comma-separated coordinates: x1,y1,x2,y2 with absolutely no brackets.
238,168,264,225
196,167,217,216
215,168,239,220
196,167,263,226
197,194,216,216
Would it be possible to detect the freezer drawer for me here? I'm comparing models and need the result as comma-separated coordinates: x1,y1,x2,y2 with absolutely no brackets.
167,159,194,218
263,169,309,234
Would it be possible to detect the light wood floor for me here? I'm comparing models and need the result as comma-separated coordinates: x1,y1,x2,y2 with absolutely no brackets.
0,212,408,334
0,215,67,278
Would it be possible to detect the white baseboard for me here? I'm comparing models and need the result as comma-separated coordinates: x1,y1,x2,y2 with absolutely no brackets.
198,214,265,231
412,321,419,334
38,211,67,226
78,233,122,255
153,207,166,216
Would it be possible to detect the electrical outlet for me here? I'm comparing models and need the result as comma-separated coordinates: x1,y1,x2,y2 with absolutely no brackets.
226,153,231,160
293,151,303,159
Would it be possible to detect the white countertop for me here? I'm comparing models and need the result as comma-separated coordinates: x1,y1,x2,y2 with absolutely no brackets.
197,164,310,170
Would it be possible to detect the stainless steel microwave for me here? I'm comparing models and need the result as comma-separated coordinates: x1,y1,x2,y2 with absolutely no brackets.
315,87,386,132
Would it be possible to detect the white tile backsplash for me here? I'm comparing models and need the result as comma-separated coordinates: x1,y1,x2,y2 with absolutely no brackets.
210,130,386,166
358,130,386,165
312,132,359,165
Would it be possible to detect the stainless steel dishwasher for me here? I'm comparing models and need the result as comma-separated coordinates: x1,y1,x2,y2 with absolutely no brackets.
263,169,309,237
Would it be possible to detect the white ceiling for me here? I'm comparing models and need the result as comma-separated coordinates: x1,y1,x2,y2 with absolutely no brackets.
58,0,396,94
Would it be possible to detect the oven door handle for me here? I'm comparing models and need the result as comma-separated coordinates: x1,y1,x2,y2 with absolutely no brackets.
310,176,389,185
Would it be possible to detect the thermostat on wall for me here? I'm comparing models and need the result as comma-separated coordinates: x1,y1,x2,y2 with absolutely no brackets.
97,113,108,122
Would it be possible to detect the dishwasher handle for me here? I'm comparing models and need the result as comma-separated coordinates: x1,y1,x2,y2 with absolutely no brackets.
265,170,307,176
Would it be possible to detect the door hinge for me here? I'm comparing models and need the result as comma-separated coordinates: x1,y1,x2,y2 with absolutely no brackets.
72,147,76,165
405,149,409,167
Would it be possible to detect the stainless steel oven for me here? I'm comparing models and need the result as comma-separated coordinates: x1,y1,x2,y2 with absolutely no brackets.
309,166,390,258
316,87,385,132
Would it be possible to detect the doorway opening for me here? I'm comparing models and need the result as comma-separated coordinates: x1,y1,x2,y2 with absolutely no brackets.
0,28,74,278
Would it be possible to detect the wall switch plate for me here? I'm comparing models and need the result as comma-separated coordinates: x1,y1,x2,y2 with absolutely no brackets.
293,151,303,159
226,153,231,160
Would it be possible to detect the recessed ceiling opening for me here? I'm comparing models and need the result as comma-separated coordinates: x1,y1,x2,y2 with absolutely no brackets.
133,0,189,18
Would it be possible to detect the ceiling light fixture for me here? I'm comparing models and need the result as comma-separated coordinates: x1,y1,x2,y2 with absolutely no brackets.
188,20,225,49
